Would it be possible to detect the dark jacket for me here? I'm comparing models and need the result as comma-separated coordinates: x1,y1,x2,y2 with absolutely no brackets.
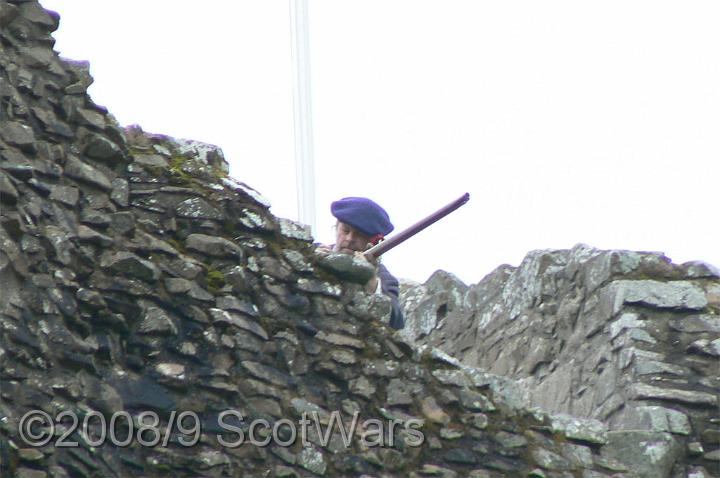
378,263,404,330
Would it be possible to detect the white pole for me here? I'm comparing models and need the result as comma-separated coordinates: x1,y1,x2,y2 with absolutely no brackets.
289,0,316,237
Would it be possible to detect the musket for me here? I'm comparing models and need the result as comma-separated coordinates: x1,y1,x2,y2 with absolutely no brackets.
363,192,470,259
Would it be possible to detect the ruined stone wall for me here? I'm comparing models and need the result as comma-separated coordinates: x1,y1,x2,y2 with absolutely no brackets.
0,1,717,477
402,245,720,476
0,0,715,478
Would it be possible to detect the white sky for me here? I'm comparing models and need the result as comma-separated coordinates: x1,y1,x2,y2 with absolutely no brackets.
40,0,719,285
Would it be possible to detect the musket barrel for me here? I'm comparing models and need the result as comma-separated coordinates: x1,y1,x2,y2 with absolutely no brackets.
364,192,470,259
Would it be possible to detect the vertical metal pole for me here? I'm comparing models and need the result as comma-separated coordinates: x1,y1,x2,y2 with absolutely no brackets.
290,0,316,236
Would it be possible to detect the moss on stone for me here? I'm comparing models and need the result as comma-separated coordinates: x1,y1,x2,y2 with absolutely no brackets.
206,268,227,295
210,165,228,181
166,237,186,254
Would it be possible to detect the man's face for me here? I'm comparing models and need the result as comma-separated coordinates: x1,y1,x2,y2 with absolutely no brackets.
333,222,373,254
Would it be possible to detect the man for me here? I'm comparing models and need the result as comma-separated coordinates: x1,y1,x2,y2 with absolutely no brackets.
328,197,404,330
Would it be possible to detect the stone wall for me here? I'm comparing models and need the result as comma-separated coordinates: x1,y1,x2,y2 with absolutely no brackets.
0,2,646,477
1,1,718,477
402,245,720,476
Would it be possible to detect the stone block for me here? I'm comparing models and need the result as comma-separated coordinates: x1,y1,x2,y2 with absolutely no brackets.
550,413,608,445
670,315,720,334
620,406,692,435
608,280,707,314
600,431,681,478
632,383,718,406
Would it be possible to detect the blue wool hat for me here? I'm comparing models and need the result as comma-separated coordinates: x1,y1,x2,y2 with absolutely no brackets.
331,197,394,236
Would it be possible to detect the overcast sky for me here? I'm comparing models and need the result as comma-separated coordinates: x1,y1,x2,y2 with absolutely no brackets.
40,0,719,285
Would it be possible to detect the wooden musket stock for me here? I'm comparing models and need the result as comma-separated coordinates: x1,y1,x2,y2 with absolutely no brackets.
363,192,470,259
